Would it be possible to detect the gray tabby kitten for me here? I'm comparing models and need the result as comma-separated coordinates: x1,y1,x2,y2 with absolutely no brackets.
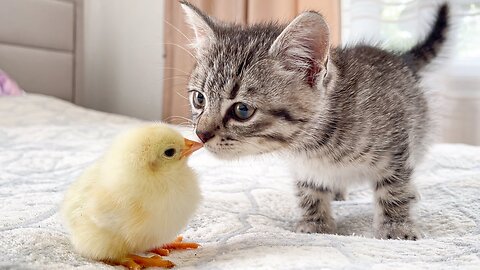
180,1,449,240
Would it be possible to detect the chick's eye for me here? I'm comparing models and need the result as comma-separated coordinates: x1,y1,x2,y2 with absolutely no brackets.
164,148,176,157
232,102,255,121
192,91,205,109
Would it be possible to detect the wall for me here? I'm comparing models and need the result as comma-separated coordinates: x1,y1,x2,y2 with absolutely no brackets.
438,65,480,145
79,0,165,120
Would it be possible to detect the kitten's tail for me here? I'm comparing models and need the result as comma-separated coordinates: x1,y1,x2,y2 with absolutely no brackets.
402,3,449,72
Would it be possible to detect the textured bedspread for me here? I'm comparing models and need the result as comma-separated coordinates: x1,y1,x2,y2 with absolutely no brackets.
1,94,479,269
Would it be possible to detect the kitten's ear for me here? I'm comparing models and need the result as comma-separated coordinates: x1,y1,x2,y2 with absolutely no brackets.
269,11,330,87
180,1,216,56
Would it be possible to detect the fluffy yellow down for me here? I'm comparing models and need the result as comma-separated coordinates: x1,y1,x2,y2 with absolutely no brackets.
61,124,201,262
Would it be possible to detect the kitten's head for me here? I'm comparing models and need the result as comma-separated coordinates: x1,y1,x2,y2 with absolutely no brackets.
181,1,335,159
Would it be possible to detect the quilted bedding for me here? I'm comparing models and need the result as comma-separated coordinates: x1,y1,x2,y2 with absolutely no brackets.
0,94,479,269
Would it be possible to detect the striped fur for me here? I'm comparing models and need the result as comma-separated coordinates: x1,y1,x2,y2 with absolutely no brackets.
181,2,450,240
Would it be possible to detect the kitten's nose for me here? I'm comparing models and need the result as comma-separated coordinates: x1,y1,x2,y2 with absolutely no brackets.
196,130,215,143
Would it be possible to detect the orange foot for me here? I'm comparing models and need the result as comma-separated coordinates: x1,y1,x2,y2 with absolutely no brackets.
150,236,200,256
149,247,170,256
119,254,175,270
162,235,200,251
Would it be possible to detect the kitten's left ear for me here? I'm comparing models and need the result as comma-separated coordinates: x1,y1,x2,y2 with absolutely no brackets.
180,1,216,56
269,11,330,87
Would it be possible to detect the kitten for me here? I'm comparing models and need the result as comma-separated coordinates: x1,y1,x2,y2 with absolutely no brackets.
180,1,449,240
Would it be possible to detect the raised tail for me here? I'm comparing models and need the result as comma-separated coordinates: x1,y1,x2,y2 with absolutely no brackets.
402,3,450,72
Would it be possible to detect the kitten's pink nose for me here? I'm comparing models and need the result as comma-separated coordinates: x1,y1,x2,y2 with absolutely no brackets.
196,130,215,143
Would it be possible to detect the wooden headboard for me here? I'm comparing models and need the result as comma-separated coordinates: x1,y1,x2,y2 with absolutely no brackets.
0,0,83,102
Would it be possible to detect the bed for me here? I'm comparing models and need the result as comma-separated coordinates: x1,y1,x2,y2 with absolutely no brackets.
1,93,480,269
0,0,83,102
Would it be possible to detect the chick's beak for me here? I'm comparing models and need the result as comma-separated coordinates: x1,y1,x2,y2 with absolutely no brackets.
181,138,203,158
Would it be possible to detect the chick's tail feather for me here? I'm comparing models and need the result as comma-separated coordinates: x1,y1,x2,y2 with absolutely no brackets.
402,3,450,72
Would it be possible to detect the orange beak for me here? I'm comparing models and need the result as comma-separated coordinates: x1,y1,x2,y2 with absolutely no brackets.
181,138,203,158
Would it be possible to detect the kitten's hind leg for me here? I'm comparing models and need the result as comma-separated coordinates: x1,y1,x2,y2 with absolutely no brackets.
374,166,419,240
295,181,336,234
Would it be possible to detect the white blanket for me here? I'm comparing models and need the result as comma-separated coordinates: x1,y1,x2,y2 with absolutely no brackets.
0,94,479,269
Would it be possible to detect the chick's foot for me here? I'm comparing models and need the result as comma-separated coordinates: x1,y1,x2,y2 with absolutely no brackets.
120,254,174,269
150,248,170,256
161,235,200,251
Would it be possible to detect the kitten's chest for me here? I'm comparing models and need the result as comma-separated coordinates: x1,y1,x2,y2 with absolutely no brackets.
288,155,377,189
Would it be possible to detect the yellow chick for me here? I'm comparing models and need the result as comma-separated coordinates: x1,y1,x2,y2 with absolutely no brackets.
61,124,203,269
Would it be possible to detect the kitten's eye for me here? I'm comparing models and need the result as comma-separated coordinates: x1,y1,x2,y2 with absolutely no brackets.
192,91,205,109
163,148,176,158
232,102,256,121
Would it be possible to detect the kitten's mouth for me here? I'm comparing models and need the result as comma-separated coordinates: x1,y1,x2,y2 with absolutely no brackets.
203,144,238,159
203,140,274,159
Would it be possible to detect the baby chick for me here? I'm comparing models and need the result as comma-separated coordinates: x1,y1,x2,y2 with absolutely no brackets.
61,124,203,269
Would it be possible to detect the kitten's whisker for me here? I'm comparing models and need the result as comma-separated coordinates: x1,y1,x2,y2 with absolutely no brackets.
162,77,189,83
170,83,189,89
176,122,194,128
295,126,319,140
165,115,194,124
162,43,196,60
164,20,193,44
174,90,189,100
162,67,191,75
163,74,189,78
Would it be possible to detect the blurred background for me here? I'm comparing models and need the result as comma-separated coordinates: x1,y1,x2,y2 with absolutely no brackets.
0,0,479,144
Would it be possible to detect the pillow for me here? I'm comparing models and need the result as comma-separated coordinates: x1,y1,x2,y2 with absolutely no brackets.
0,69,24,96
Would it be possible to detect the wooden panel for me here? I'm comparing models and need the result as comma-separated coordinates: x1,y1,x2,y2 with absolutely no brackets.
0,44,73,101
0,0,75,51
193,0,247,23
297,0,341,45
247,0,296,24
163,0,195,123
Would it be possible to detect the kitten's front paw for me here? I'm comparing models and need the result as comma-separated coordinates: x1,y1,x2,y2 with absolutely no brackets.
375,222,420,240
334,191,347,201
295,219,336,234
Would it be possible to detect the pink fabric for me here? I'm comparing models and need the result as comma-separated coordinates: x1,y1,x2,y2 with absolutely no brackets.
0,70,24,96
